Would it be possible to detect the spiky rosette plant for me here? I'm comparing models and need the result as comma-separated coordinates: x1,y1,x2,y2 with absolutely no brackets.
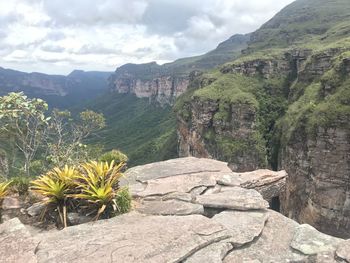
0,181,11,201
73,161,129,220
30,165,79,228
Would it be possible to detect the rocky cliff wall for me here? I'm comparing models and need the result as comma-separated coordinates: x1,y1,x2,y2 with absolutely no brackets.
279,50,350,238
176,47,350,238
110,74,189,106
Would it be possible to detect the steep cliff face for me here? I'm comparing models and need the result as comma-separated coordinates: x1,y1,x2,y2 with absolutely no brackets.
110,64,189,105
108,34,249,106
279,50,350,238
175,0,350,237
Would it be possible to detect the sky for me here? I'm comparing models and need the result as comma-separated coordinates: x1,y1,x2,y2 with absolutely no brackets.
0,0,295,75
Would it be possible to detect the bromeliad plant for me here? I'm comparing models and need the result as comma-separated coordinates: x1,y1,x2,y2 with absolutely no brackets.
30,165,79,228
30,161,131,228
74,161,126,220
0,181,11,201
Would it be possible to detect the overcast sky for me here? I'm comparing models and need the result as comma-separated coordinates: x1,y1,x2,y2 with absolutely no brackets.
0,0,295,75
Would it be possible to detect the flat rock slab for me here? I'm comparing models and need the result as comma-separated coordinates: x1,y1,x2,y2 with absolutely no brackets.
0,218,37,263
137,172,217,197
336,240,350,262
224,210,306,262
212,210,269,247
290,224,343,255
137,200,204,216
35,213,232,263
185,242,233,263
195,187,269,210
123,157,232,184
238,169,287,189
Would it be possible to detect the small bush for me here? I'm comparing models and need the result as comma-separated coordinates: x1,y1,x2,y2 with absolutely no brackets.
99,150,128,165
10,176,32,196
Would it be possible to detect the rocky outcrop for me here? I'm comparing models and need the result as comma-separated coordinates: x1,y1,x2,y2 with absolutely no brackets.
108,34,250,106
281,122,350,238
0,157,348,263
177,97,263,172
110,70,189,106
220,58,291,79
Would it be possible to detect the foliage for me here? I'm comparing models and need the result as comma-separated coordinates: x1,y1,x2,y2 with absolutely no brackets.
45,108,106,167
30,161,130,228
86,93,177,167
10,176,32,196
99,149,128,165
0,181,11,201
0,92,49,176
31,165,79,227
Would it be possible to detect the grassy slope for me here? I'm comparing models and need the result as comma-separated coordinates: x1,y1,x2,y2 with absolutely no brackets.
85,93,177,167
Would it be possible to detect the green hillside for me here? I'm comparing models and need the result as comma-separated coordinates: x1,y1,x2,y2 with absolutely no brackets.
176,0,350,169
85,93,177,167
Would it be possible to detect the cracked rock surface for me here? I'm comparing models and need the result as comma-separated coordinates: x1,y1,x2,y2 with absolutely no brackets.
0,157,347,263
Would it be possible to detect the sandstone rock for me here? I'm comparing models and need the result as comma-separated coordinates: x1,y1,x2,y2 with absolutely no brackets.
136,172,217,197
0,218,37,263
224,210,306,262
123,157,231,185
238,169,287,202
1,196,21,210
212,210,268,247
35,213,232,263
162,192,193,202
216,173,241,186
290,224,343,255
335,240,350,262
27,202,46,217
281,125,350,238
67,213,92,226
137,200,204,216
185,242,233,263
195,187,269,210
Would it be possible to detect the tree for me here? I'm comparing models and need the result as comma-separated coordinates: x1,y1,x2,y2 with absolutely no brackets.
45,109,106,167
0,92,49,176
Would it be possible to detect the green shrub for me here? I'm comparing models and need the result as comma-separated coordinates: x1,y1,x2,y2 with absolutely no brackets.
99,150,128,165
10,176,32,196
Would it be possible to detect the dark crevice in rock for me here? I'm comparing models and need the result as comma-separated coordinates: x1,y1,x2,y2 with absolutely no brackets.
176,234,232,263
202,207,226,218
270,196,281,212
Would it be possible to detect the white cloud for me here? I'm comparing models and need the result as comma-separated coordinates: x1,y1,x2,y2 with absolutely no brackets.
0,0,295,75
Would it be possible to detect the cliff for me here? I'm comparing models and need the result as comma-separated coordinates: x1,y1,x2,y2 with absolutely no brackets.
108,34,250,106
175,0,350,238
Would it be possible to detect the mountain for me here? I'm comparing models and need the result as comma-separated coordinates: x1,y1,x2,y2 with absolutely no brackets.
81,34,250,166
108,34,250,105
175,0,350,237
0,68,111,108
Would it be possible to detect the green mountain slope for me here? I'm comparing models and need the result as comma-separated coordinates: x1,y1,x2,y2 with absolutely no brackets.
176,0,350,169
85,93,177,167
